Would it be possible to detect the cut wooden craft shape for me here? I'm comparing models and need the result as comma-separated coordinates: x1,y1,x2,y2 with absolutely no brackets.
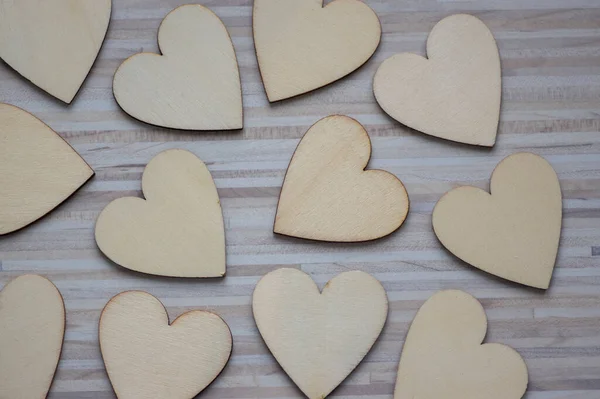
394,290,528,399
432,152,562,289
274,115,409,242
0,275,66,398
374,14,501,146
254,0,381,102
95,149,225,277
113,4,242,130
253,268,388,398
100,291,232,399
0,0,111,103
0,103,94,235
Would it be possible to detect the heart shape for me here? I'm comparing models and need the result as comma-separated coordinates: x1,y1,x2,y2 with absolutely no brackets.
0,275,65,398
253,0,381,102
432,152,562,289
100,291,232,399
253,268,388,399
0,0,111,103
394,290,528,399
95,149,225,277
374,14,501,146
113,4,242,130
0,103,94,235
274,115,409,242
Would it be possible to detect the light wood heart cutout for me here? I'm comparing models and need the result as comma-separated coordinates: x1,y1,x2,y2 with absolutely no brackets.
113,4,242,130
100,291,232,399
0,275,66,398
0,103,94,235
274,115,409,242
394,290,528,399
95,149,225,277
374,14,501,146
433,152,562,289
0,0,111,103
253,268,388,398
254,0,381,102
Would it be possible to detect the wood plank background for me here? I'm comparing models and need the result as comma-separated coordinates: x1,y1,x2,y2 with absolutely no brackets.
1,0,600,398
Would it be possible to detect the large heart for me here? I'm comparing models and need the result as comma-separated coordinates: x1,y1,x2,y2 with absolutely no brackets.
0,275,65,398
433,152,562,289
0,103,94,235
100,291,232,399
394,290,528,399
253,268,388,398
0,0,111,103
95,149,226,277
113,4,242,130
274,115,409,242
253,0,381,102
374,14,501,146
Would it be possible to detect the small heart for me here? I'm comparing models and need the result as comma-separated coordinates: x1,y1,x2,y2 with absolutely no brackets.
253,268,388,399
0,0,111,103
95,149,225,277
0,275,65,398
0,103,94,235
433,152,562,289
100,291,232,399
254,0,381,102
394,290,528,399
113,5,242,130
274,115,409,242
374,14,501,146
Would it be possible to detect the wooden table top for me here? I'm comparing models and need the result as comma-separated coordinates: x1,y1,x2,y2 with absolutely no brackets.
1,0,599,398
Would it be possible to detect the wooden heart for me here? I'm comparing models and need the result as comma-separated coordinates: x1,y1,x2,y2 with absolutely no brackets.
254,0,381,102
100,291,232,399
0,103,94,235
113,4,242,130
374,14,501,146
0,0,111,103
95,149,225,277
433,152,562,289
0,275,65,398
253,268,388,398
394,290,528,399
274,115,409,242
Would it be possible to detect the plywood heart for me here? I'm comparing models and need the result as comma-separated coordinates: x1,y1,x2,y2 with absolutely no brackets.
394,290,528,399
275,115,409,242
254,0,381,101
95,149,226,277
0,0,111,103
0,275,65,398
100,291,232,399
0,103,94,235
253,268,388,398
374,14,501,146
113,4,242,130
433,152,562,289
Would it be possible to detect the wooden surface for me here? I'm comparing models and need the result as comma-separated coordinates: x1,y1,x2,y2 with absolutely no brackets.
0,0,599,398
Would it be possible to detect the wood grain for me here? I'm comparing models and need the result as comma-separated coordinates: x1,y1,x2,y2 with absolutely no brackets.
0,0,599,398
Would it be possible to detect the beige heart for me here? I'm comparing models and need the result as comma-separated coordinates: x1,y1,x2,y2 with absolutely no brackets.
100,291,232,399
113,4,242,130
0,103,94,235
253,268,388,399
0,0,111,103
394,290,528,399
95,149,225,277
274,115,409,242
254,0,381,102
433,152,562,289
374,14,501,146
0,275,65,398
